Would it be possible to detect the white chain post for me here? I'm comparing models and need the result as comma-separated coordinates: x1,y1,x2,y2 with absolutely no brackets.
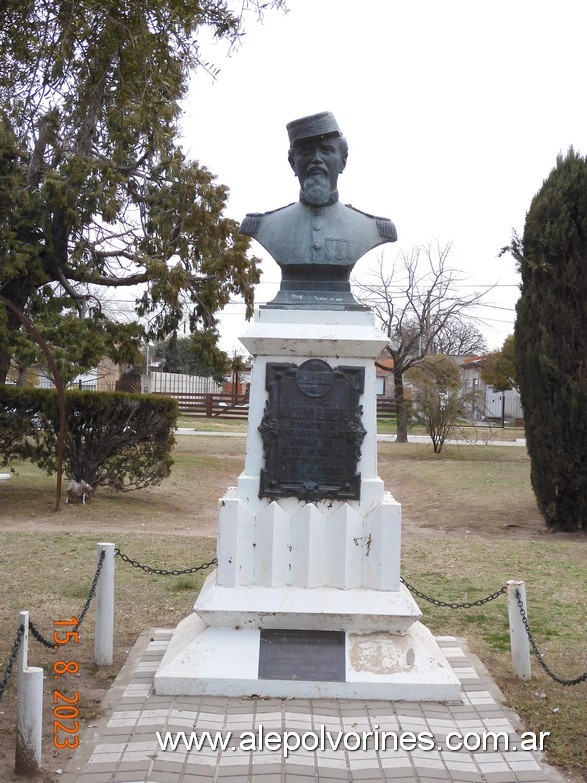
507,580,531,680
15,611,43,775
95,543,115,666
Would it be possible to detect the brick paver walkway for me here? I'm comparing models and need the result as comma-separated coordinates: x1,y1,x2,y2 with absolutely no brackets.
60,631,562,783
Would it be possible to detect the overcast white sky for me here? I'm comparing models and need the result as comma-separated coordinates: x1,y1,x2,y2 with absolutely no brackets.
180,0,586,355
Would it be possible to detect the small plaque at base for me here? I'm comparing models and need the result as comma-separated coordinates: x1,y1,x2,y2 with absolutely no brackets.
258,629,346,682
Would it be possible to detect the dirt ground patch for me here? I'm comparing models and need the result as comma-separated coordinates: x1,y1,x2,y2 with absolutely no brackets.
0,436,585,782
0,438,576,543
0,436,244,539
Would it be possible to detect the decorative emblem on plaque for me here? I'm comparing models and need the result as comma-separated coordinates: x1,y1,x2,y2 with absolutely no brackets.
295,359,335,398
258,360,366,501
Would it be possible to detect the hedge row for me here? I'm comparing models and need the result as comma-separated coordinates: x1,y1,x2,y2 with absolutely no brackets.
0,386,178,492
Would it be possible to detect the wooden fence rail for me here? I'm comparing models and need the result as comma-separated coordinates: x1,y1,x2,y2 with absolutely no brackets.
153,391,250,418
153,390,397,420
376,398,397,417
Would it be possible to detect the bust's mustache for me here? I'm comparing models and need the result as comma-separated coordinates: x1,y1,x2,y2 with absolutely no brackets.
306,164,329,177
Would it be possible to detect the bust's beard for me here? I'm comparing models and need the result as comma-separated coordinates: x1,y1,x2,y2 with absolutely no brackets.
301,174,333,206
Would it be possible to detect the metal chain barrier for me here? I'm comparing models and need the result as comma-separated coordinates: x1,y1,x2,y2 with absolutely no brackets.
115,548,217,576
28,620,54,649
0,624,24,703
515,589,587,687
28,548,106,649
6,548,585,691
76,548,106,630
400,577,507,608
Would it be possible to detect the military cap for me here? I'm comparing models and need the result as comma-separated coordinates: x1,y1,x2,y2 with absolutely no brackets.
286,111,342,146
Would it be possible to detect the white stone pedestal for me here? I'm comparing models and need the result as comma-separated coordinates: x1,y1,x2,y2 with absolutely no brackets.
155,307,461,701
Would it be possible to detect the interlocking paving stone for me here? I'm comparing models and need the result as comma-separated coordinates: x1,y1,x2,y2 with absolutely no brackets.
58,630,567,783
317,770,351,780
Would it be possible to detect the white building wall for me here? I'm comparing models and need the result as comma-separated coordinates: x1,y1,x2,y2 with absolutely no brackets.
146,371,222,395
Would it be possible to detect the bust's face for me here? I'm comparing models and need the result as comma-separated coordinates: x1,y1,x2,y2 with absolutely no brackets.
289,136,347,195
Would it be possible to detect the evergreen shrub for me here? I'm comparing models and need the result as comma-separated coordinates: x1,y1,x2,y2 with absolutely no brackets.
0,386,178,492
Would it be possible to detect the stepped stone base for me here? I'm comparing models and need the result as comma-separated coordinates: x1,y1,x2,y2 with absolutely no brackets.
154,614,461,701
195,570,421,633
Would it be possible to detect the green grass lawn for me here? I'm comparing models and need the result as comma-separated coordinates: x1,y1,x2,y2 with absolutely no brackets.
176,413,248,431
0,438,584,778
175,412,525,442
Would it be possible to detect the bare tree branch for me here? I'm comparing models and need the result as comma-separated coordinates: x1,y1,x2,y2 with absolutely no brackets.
353,241,494,442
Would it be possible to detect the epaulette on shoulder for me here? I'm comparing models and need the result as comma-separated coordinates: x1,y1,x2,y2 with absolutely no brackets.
344,204,397,242
376,218,397,241
240,203,296,236
240,213,262,236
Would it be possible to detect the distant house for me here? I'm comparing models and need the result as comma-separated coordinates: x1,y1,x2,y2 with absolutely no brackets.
374,352,413,404
457,356,523,424
375,354,394,398
374,351,523,424
32,358,126,392
221,369,251,401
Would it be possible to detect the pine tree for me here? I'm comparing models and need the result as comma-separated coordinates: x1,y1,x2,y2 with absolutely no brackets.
0,1,282,383
511,148,587,532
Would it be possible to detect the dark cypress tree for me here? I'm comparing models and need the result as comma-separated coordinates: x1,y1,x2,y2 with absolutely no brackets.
511,148,587,533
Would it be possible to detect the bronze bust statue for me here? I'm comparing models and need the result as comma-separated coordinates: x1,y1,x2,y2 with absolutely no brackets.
240,111,397,309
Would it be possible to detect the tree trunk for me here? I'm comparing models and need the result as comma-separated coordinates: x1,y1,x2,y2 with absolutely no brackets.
394,370,408,443
0,306,22,384
0,345,12,385
0,284,33,383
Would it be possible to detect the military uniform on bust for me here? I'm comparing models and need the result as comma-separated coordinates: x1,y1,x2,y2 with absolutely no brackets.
240,111,397,310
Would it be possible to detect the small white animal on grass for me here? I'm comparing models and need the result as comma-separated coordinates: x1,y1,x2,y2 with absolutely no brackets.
66,479,93,505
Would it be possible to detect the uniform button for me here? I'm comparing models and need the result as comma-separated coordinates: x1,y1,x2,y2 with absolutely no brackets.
313,241,322,250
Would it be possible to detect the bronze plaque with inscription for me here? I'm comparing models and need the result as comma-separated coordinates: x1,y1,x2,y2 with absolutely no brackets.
258,359,365,501
258,629,346,682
